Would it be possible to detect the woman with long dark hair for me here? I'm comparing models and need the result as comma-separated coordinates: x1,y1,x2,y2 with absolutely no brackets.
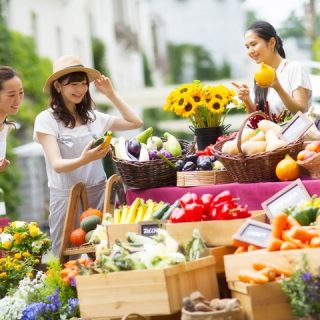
233,21,312,120
0,66,24,172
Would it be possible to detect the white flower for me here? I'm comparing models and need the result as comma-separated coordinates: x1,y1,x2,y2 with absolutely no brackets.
12,221,25,228
0,233,13,243
0,296,26,320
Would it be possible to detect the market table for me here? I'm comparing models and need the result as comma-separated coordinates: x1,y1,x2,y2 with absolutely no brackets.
126,178,320,210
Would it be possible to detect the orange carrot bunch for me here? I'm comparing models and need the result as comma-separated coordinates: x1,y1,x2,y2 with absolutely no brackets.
60,258,93,284
267,212,320,251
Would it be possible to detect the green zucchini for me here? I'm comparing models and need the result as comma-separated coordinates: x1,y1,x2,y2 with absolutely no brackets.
92,137,105,149
152,203,170,220
161,200,180,220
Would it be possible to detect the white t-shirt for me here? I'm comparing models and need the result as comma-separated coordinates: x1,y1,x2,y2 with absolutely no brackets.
0,124,9,159
33,109,115,189
266,59,312,116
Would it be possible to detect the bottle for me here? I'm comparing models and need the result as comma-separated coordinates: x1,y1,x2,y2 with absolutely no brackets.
0,188,6,216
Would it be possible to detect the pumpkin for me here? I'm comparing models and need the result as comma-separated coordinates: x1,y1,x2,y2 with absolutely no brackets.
69,228,86,247
254,63,275,87
275,154,300,181
80,208,103,221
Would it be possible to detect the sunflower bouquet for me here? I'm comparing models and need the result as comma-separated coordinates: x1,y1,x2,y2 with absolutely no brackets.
163,80,239,128
0,221,51,256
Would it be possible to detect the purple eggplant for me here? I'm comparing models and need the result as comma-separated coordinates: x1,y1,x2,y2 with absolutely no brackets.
125,140,139,161
159,148,172,158
148,149,159,160
127,139,141,158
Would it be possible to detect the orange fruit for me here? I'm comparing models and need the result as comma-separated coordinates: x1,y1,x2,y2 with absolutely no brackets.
254,63,275,87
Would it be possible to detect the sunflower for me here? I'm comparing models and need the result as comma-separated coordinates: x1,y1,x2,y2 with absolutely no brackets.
175,95,198,118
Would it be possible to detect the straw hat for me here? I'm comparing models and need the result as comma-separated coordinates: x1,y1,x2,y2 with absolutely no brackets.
44,55,101,92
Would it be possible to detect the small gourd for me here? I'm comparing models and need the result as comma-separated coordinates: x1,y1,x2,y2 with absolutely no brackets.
70,228,86,247
275,154,300,181
254,63,275,87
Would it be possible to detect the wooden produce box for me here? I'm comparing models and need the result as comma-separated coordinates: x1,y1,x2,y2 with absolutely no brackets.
106,223,139,245
209,246,237,274
164,211,266,247
228,281,293,320
76,256,219,319
224,248,320,282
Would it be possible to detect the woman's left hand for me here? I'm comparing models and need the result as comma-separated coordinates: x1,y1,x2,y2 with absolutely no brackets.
94,75,115,98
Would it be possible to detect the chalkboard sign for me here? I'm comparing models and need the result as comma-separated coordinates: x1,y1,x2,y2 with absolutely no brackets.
138,221,163,237
233,219,272,248
261,179,311,220
280,111,313,143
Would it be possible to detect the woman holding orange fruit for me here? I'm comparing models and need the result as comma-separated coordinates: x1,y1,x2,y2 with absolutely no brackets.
233,21,312,120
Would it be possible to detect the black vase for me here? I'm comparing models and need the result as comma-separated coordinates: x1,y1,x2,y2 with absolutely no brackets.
194,126,224,150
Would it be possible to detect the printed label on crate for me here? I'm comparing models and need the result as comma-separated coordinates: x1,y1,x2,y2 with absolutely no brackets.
280,111,313,143
138,221,163,237
261,179,311,220
233,219,272,248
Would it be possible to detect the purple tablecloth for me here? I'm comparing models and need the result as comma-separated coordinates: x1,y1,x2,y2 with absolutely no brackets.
126,179,320,211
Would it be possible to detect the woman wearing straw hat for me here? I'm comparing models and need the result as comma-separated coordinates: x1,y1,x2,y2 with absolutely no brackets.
34,55,143,256
0,66,24,172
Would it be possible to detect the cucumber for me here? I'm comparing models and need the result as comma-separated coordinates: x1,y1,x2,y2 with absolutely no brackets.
161,199,180,220
92,137,104,149
152,203,170,220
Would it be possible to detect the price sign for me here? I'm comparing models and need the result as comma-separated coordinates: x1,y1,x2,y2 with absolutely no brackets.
233,219,272,248
261,179,310,221
280,111,313,143
138,221,163,238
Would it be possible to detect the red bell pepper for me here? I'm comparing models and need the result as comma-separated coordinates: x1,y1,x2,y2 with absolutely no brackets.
184,202,204,222
170,207,186,223
213,190,233,205
180,192,198,208
201,193,214,213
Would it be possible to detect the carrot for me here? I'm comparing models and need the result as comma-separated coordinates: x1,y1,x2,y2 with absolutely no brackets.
289,227,317,242
282,230,309,249
234,246,247,254
267,237,283,251
248,244,261,251
287,216,301,228
310,236,320,248
238,269,269,284
232,238,249,248
259,267,276,281
252,261,292,277
280,241,298,251
272,212,288,239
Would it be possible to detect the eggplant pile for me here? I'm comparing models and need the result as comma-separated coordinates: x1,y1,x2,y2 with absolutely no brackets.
175,154,224,171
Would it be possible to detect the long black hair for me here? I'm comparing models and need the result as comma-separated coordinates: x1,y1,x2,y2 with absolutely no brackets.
49,71,96,128
0,66,21,126
247,21,286,112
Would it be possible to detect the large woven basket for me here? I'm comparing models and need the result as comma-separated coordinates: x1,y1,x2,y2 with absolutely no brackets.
297,152,320,179
213,111,304,183
112,139,191,188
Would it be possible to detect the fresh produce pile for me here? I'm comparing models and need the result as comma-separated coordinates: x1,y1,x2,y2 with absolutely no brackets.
174,154,225,172
169,191,251,223
112,127,185,162
297,140,320,161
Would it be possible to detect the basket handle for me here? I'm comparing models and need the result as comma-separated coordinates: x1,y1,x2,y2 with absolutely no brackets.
236,111,269,154
121,313,146,320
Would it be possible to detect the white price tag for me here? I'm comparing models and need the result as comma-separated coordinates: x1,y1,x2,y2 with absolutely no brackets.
0,202,6,216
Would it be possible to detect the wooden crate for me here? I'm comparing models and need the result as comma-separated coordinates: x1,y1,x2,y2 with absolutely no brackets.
228,281,293,320
164,211,266,247
224,248,320,282
106,223,139,245
75,256,219,318
209,246,237,274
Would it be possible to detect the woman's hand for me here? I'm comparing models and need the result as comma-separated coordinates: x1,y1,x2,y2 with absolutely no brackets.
232,82,251,102
0,158,10,172
80,140,110,164
94,75,115,98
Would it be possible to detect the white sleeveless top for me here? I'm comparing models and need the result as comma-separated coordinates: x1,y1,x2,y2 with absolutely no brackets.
0,124,10,159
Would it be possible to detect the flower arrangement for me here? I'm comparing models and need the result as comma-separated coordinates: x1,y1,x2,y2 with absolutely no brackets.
0,221,51,256
279,255,320,318
163,80,239,128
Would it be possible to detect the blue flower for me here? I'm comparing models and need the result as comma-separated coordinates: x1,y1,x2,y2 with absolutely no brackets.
301,272,313,282
20,302,46,320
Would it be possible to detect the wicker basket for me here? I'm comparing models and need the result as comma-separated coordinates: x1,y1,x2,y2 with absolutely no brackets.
297,152,320,179
212,111,304,183
112,139,191,188
177,170,233,187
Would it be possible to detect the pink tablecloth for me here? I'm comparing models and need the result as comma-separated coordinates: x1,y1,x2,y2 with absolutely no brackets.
126,179,320,211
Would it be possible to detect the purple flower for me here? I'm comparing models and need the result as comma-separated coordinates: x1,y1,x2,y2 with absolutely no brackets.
301,272,313,282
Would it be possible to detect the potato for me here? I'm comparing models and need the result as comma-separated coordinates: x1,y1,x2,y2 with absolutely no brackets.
222,139,239,155
241,140,267,155
258,119,282,135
